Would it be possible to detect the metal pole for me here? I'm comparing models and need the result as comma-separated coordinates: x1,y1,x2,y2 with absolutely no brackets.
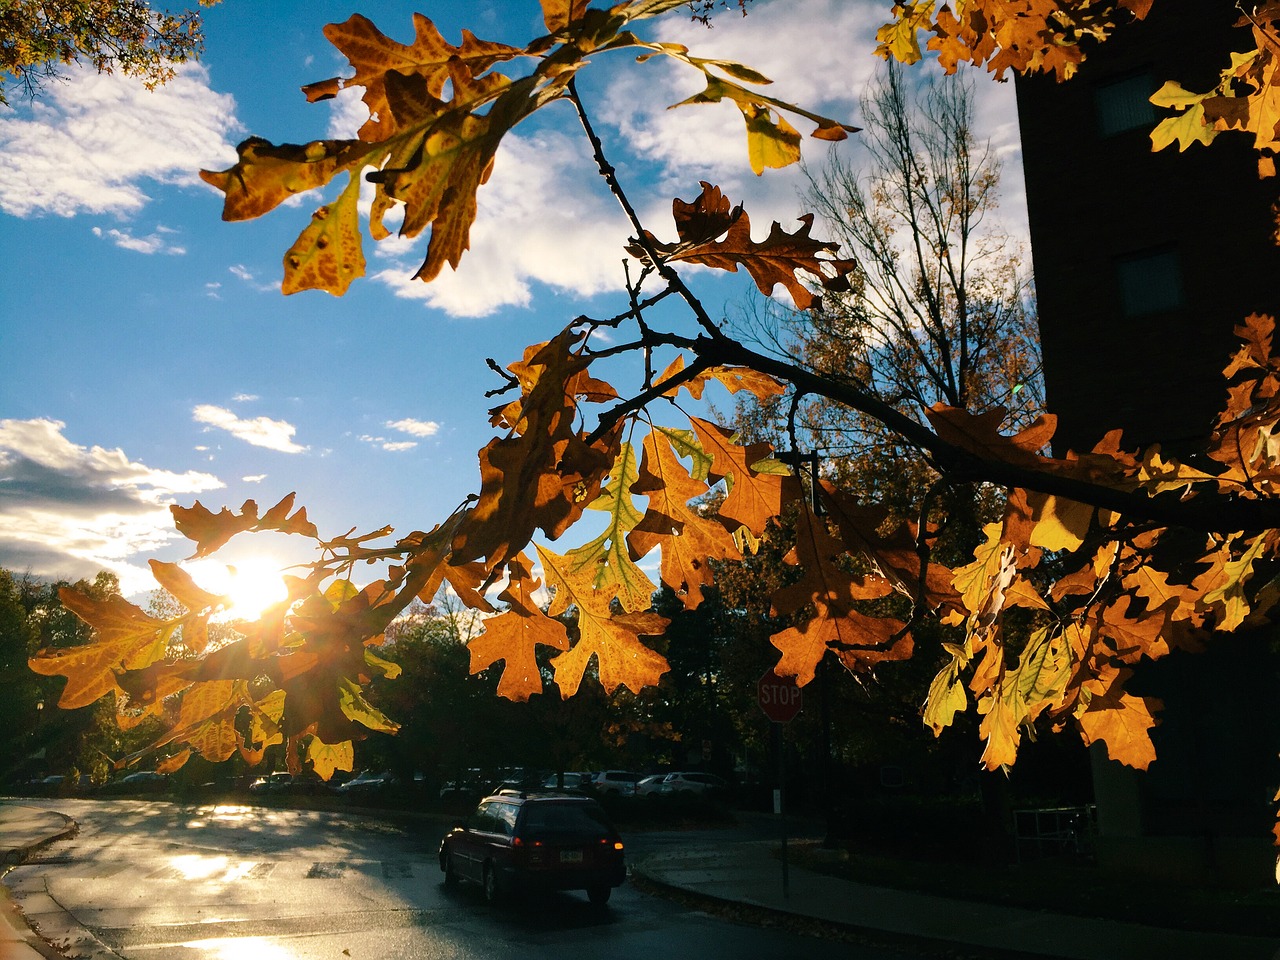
775,720,789,899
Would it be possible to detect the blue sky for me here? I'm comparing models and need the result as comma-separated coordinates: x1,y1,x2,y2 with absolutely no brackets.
0,0,1025,600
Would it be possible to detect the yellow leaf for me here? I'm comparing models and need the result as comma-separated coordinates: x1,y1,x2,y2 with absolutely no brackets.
875,1,935,65
282,171,366,296
1027,493,1093,552
1150,102,1217,151
537,545,670,696
306,737,354,780
923,660,966,735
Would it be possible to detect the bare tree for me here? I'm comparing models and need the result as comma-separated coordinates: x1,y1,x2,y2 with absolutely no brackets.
736,61,1041,521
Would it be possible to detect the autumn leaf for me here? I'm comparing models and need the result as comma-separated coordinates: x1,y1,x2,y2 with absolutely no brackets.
537,545,670,696
628,427,741,607
563,442,656,613
926,405,1056,469
820,484,961,613
302,13,523,140
468,555,570,701
771,611,911,687
172,493,316,558
454,330,620,569
1078,686,1161,771
1200,534,1268,630
306,736,355,780
629,183,856,309
923,657,967,734
29,591,172,709
1025,492,1093,553
282,170,366,296
689,416,802,534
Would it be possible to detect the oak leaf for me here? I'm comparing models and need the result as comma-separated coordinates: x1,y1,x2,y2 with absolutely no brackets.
468,555,570,701
689,416,802,535
537,545,669,696
628,427,741,607
629,183,856,309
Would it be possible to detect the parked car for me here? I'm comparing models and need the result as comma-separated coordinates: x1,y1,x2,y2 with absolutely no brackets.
586,771,642,796
540,772,592,792
99,771,169,795
336,770,396,797
439,793,626,906
248,772,294,795
635,774,667,796
659,771,728,797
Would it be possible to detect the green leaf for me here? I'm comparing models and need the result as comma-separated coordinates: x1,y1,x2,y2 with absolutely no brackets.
338,678,401,734
565,441,656,612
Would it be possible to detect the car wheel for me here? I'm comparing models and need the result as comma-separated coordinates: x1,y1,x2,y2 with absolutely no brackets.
587,885,611,906
442,853,459,888
483,863,502,904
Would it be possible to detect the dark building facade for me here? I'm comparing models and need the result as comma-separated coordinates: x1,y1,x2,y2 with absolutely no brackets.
1014,5,1280,882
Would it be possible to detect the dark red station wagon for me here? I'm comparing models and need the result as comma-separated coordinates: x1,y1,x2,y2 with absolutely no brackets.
439,793,627,905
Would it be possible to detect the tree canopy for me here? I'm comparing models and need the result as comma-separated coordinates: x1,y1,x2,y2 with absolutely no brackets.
0,0,217,105
28,0,1280,843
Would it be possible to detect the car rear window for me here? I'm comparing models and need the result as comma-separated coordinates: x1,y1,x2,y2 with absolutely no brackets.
521,802,611,834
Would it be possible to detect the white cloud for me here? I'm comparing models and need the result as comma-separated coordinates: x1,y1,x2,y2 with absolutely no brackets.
192,405,307,454
0,62,240,218
229,263,276,292
0,419,224,593
232,393,260,403
387,418,440,438
358,434,418,452
92,225,186,255
599,0,1024,240
370,131,628,317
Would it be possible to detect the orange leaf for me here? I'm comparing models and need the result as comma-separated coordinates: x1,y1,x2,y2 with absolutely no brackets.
688,416,801,534
537,545,670,696
467,556,569,700
628,428,741,607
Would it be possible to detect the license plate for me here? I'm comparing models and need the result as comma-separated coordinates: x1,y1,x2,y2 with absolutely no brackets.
559,850,584,864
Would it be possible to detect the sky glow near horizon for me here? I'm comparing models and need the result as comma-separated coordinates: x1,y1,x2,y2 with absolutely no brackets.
0,0,1027,598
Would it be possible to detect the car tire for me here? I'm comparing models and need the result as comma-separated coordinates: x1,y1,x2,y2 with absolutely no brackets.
483,863,503,904
587,885,611,906
442,853,459,888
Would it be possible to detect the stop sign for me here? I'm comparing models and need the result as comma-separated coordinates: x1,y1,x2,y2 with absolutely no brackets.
757,668,803,723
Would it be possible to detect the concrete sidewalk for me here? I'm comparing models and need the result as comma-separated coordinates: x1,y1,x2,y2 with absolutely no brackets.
632,841,1280,960
1,803,77,960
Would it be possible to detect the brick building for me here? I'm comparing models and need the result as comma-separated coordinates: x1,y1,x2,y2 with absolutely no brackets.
1014,4,1280,881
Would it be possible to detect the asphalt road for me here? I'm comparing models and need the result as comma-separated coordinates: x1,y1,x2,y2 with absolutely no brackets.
4,799,906,960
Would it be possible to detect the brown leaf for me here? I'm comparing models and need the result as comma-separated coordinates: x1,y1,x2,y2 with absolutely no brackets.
689,416,802,534
628,428,741,607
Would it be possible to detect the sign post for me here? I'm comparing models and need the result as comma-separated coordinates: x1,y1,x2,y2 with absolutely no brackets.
758,669,802,899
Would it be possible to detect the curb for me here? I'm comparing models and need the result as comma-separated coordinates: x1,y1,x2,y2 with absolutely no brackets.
629,854,1066,960
2,814,78,868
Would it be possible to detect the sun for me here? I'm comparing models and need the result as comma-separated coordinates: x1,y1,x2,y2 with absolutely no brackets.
185,557,290,622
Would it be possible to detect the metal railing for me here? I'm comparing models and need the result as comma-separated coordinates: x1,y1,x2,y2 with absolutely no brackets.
1012,804,1097,862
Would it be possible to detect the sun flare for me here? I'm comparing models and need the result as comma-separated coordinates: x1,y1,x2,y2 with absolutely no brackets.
185,558,290,622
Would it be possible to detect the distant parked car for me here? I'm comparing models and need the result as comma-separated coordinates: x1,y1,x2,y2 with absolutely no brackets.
635,774,667,797
440,793,626,905
541,772,592,791
586,771,642,796
337,770,396,798
248,772,294,795
100,771,169,795
659,772,728,797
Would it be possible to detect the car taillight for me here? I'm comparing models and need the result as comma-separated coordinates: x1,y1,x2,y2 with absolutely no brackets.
614,842,624,851
512,836,524,847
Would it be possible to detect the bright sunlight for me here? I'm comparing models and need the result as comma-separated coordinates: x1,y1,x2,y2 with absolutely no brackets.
184,557,289,621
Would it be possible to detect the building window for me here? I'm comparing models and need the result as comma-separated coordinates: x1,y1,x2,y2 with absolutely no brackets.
1116,248,1185,316
1095,73,1158,137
